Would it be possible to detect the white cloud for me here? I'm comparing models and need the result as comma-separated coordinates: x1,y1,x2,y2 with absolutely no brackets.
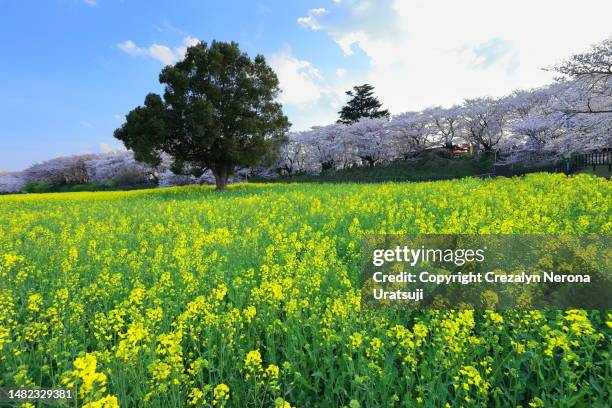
83,0,98,7
268,47,350,130
335,31,367,56
335,68,347,78
117,40,143,56
269,47,325,105
297,8,329,30
113,114,124,121
296,0,612,116
117,36,201,65
147,44,176,65
174,36,201,59
100,143,125,154
80,121,94,129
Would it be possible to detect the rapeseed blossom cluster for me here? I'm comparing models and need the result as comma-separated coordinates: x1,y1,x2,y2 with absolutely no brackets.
62,353,118,406
0,173,609,406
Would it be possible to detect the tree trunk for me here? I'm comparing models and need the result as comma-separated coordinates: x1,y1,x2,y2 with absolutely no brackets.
212,166,230,191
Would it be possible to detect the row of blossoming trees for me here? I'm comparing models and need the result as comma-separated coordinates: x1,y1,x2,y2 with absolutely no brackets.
276,62,611,175
0,151,226,193
1,39,610,193
276,38,611,174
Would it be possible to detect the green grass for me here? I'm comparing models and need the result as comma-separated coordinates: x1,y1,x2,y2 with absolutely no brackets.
20,181,157,194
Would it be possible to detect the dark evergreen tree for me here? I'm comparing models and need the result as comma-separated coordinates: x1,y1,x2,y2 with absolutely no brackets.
337,84,390,124
114,40,289,190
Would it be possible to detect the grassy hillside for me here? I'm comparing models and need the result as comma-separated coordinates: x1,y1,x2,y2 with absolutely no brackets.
259,154,495,183
0,174,610,407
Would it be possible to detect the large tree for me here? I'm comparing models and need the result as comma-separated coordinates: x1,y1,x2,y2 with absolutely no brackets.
114,40,290,190
460,97,510,152
337,84,389,124
548,38,612,115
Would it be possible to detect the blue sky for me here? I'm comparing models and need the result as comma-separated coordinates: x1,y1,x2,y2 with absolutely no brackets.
1,0,610,171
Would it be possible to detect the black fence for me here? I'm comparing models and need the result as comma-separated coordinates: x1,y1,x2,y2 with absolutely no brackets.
570,151,612,172
495,151,612,177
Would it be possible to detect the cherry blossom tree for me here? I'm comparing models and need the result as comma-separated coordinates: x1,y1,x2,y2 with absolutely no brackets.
22,154,97,186
296,124,352,171
424,105,463,147
459,97,510,152
344,117,392,166
388,112,436,158
0,172,26,194
549,37,611,115
275,138,318,175
86,151,156,185
539,38,612,153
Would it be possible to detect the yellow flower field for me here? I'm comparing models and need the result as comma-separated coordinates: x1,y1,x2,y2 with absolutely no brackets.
0,173,610,407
